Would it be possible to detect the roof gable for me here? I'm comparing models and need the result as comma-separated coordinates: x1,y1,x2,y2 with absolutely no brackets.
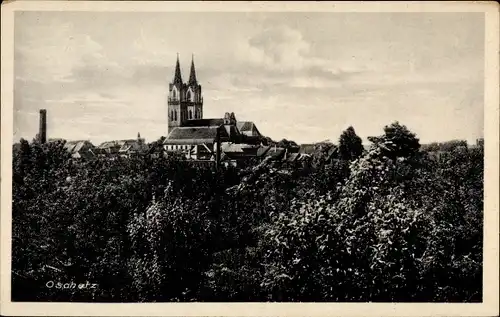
64,140,95,154
164,126,230,145
237,121,262,137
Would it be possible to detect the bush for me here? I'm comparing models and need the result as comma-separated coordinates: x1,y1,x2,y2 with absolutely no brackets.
11,123,483,302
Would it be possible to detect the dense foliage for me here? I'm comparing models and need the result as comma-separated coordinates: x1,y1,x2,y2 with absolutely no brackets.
338,126,363,161
11,122,483,302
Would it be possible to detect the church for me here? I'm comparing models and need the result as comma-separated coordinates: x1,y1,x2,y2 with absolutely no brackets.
163,55,264,161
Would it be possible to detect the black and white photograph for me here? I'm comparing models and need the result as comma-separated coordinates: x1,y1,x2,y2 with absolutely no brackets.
1,1,499,316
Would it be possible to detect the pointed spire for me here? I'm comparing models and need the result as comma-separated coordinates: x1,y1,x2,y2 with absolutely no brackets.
188,54,197,85
173,53,182,85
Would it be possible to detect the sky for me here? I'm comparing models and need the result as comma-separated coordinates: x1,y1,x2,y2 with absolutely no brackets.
13,11,484,145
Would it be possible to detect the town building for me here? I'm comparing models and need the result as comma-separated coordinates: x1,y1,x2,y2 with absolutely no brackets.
63,140,96,159
163,55,264,162
96,133,148,158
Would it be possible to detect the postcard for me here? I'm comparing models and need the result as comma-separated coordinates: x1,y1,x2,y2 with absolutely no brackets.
1,1,498,316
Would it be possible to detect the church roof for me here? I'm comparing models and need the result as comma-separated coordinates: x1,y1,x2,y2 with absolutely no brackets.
183,118,225,127
164,126,230,145
236,121,262,137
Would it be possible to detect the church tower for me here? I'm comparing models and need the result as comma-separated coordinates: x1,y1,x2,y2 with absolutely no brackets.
186,55,203,121
167,54,203,133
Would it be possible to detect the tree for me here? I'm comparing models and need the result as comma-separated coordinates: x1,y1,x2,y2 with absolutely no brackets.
338,126,363,161
368,121,420,159
11,122,483,302
128,181,216,301
276,139,299,150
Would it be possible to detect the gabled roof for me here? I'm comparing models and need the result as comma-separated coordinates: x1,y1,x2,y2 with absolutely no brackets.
284,152,300,162
182,118,225,127
64,140,95,154
119,140,148,153
298,144,316,155
98,140,122,149
236,121,262,137
221,143,244,153
164,126,229,145
72,141,86,153
297,154,310,161
97,139,147,154
221,143,259,153
63,142,77,152
265,147,286,160
256,146,271,157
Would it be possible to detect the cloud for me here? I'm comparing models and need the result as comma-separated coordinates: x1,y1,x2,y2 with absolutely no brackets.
230,24,369,93
12,12,484,145
246,25,310,70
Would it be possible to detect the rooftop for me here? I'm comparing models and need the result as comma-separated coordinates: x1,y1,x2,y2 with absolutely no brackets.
164,126,230,145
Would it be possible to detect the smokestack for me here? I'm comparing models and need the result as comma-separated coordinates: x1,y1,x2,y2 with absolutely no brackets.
39,109,47,144
215,126,221,170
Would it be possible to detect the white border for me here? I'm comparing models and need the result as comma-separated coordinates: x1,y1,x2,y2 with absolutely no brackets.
1,1,498,316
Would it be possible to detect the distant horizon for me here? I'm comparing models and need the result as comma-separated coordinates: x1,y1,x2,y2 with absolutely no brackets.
13,12,484,146
13,118,483,147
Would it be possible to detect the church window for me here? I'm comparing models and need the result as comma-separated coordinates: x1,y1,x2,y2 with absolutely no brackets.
174,110,177,121
189,110,192,119
173,89,177,99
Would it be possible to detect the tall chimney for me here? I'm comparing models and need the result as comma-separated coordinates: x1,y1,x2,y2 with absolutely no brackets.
39,109,47,144
215,126,221,170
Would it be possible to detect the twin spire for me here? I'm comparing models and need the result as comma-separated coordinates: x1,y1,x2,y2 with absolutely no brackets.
173,53,197,86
